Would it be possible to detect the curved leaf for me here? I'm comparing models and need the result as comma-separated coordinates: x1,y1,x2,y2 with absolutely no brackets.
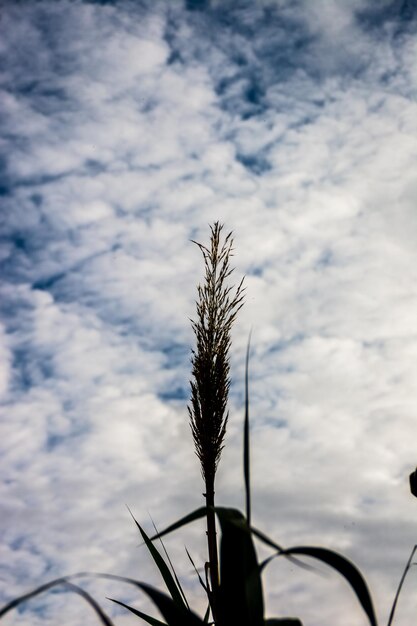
252,528,319,574
281,546,377,626
387,544,417,626
251,526,285,553
61,582,115,626
259,550,317,576
0,577,115,625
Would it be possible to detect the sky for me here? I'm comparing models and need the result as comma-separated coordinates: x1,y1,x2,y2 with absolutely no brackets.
0,1,416,625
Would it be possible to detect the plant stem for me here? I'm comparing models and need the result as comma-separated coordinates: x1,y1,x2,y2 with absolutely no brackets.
386,544,416,626
188,223,244,624
205,482,219,623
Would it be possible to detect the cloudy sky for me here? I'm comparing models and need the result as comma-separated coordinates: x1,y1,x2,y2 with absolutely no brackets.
0,1,416,625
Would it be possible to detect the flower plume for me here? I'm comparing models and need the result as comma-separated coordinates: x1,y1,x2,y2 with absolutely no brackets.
188,222,245,485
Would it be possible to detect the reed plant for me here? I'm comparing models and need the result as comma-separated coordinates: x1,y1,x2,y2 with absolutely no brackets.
0,223,415,626
188,222,244,621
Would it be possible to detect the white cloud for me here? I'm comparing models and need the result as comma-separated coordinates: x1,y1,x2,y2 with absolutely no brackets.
0,1,416,625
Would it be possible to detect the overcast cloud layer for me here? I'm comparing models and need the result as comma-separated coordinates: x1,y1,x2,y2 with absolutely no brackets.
0,1,416,625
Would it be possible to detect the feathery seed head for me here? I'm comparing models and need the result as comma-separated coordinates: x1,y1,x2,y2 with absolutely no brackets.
188,222,245,486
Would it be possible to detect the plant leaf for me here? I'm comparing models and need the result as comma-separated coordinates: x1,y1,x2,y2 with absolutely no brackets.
62,582,115,626
0,577,115,626
150,515,189,610
0,577,67,618
185,547,208,593
109,597,167,626
203,602,211,623
216,508,264,626
252,528,317,574
149,507,207,541
134,583,205,626
280,546,378,626
387,544,417,626
128,508,187,610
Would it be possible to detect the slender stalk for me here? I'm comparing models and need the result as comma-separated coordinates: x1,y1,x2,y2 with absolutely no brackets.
243,332,252,527
386,544,416,626
188,222,244,623
205,480,219,621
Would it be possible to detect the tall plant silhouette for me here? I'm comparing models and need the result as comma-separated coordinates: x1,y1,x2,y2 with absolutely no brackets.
188,222,244,620
2,222,404,626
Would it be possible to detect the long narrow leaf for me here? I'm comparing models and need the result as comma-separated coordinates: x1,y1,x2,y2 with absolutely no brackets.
62,582,115,626
0,576,69,618
202,602,211,623
71,571,147,586
149,514,189,610
150,505,264,543
0,570,155,619
185,547,208,593
280,546,378,626
184,549,213,621
244,332,252,526
259,550,317,575
109,597,167,626
149,507,207,541
387,544,417,626
252,527,316,574
128,508,187,610
0,577,115,626
251,526,285,552
135,583,205,626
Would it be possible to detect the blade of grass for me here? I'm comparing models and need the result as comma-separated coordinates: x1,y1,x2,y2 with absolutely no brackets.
150,506,260,544
149,513,189,610
0,570,159,620
185,547,213,623
250,526,285,552
69,571,148,586
128,582,205,626
128,507,187,610
108,597,167,626
0,577,69,618
259,550,318,576
0,577,115,626
387,544,417,626
62,582,115,626
149,507,207,541
185,547,209,593
202,602,211,623
251,527,317,574
279,546,378,626
244,331,252,526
